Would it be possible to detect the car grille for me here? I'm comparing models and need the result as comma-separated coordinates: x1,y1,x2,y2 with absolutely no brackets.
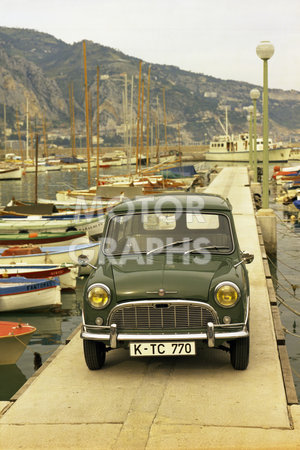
108,301,219,331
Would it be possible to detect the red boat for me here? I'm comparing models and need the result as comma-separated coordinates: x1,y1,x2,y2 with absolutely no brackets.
0,321,36,365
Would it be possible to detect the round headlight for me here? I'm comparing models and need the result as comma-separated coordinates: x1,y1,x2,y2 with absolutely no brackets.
214,282,240,308
87,284,111,309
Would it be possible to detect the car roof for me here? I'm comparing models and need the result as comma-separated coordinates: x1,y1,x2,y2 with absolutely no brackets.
108,193,232,215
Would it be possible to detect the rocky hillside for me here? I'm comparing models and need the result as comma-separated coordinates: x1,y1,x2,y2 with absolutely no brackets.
0,26,300,146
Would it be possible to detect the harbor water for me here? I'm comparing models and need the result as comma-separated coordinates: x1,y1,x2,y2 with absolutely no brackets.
0,162,299,401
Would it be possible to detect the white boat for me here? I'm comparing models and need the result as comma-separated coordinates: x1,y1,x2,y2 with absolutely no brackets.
0,321,36,365
0,166,23,180
289,148,300,161
0,242,100,275
206,133,291,162
0,263,78,290
0,277,61,312
0,215,105,238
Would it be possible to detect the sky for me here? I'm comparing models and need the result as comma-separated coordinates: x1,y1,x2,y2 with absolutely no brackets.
2,0,300,91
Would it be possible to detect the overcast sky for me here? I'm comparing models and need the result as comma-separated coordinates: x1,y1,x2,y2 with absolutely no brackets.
2,0,300,91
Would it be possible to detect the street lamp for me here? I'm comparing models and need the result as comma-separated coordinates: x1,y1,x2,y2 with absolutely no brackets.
250,88,260,182
256,40,274,209
247,105,254,171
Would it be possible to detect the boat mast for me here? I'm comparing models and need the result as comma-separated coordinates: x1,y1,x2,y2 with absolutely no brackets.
3,103,6,155
135,61,142,174
26,98,29,160
83,41,91,187
146,66,151,167
16,111,24,166
163,87,168,152
140,79,144,173
96,66,100,184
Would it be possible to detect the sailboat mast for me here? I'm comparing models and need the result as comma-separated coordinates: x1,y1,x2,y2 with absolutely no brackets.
135,61,142,174
96,66,100,185
83,40,91,187
26,98,29,160
146,66,151,167
163,87,168,151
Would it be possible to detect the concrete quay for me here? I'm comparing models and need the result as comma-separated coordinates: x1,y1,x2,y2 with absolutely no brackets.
0,166,299,449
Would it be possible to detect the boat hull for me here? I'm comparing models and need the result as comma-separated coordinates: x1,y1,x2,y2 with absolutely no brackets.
0,282,61,312
0,242,100,274
0,322,36,365
0,264,78,289
0,167,23,180
205,147,291,163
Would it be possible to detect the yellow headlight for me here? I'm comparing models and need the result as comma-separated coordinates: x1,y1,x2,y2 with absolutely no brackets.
215,283,240,308
87,284,111,309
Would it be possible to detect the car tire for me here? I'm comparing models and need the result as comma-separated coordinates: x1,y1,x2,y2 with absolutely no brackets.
83,340,106,370
230,336,249,370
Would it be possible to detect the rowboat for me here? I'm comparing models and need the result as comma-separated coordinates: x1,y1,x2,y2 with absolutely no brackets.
0,230,88,246
0,321,36,365
0,166,23,180
0,276,61,312
0,215,105,238
0,263,78,290
0,242,100,274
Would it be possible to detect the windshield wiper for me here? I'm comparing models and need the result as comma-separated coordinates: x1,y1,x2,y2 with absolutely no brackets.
147,239,193,255
184,245,230,255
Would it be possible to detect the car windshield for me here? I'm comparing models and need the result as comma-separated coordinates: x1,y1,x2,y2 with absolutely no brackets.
103,211,234,256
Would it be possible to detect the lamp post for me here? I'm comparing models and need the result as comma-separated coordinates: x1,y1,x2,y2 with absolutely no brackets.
247,105,254,171
256,41,274,209
250,88,260,182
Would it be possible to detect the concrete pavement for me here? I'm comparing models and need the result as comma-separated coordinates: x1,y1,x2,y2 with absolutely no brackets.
0,167,299,449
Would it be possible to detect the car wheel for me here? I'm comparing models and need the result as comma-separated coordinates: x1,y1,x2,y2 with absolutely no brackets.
230,336,249,370
83,340,106,370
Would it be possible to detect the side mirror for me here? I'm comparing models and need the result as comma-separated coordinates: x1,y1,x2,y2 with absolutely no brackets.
242,251,254,265
234,251,254,269
78,254,96,270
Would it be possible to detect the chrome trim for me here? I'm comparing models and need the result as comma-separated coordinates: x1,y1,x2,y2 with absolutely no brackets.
81,327,249,343
87,283,111,310
110,324,117,348
207,322,215,347
214,281,241,308
107,299,220,326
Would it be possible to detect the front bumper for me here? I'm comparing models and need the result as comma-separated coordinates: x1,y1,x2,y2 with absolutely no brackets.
81,322,249,349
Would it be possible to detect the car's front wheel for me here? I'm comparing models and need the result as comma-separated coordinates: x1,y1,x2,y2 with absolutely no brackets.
83,340,106,370
230,336,249,370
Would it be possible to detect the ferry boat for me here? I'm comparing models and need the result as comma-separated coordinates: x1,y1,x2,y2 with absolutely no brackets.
206,133,291,163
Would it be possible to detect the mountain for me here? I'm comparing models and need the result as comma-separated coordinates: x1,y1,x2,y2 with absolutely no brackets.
0,26,300,147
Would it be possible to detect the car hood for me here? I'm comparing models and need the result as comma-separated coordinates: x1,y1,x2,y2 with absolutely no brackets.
111,254,231,302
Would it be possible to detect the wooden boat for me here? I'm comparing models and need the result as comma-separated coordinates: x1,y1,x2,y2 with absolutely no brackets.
0,230,88,246
0,166,23,180
0,242,100,275
0,276,61,312
0,215,105,238
0,263,78,290
2,199,108,220
0,321,36,365
272,165,300,180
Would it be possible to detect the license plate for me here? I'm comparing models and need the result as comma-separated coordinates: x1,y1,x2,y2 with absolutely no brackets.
129,341,196,357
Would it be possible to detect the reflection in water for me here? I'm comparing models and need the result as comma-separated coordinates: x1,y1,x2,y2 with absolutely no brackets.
0,365,27,401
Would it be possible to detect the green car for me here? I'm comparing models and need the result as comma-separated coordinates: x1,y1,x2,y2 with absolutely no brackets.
80,194,253,371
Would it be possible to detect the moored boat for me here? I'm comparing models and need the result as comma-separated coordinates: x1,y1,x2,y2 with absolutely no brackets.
0,276,61,312
0,263,78,290
0,242,100,275
0,321,36,365
206,133,291,162
0,230,88,246
0,166,23,180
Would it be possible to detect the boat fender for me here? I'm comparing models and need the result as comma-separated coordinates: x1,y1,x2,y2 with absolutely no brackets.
29,232,38,238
